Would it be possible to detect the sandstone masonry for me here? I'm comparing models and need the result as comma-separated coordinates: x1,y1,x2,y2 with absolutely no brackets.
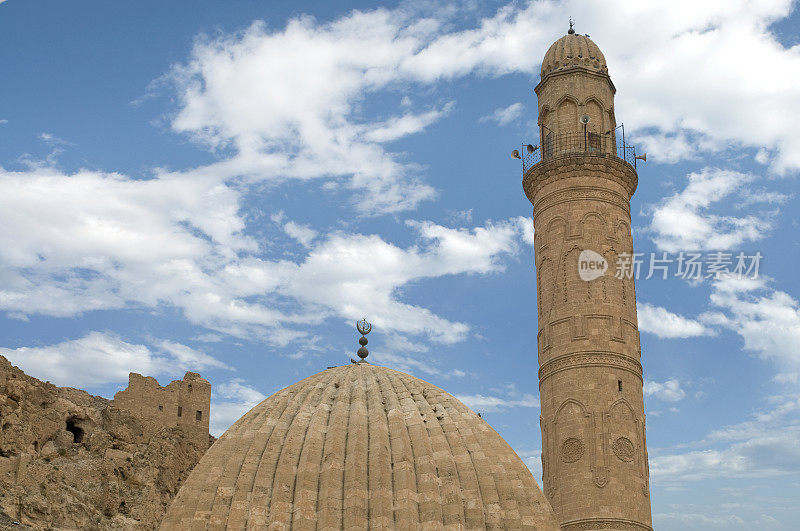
524,30,653,530
0,355,211,529
113,371,211,446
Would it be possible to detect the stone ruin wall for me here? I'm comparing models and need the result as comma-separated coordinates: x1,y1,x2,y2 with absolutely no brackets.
0,355,213,529
113,372,211,445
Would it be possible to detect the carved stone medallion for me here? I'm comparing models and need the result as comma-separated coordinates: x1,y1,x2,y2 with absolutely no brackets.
612,436,635,462
561,437,585,463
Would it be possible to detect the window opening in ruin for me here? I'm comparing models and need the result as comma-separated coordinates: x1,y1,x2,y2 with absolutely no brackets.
158,405,163,411
177,406,182,417
196,410,202,421
65,418,84,443
188,384,192,392
618,380,623,392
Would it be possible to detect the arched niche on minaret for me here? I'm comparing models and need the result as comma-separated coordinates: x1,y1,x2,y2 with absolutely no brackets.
555,96,579,134
584,97,605,134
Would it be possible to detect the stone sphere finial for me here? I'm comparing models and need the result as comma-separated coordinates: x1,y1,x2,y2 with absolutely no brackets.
356,318,372,360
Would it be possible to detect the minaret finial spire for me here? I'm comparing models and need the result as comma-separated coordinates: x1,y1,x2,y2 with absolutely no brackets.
355,317,372,362
568,17,575,34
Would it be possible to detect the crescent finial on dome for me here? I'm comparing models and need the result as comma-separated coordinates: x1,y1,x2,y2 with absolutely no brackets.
356,317,371,361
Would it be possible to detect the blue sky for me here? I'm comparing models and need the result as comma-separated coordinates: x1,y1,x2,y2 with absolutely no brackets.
2,0,800,528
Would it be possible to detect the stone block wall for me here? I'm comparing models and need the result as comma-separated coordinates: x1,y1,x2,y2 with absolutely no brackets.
0,355,212,528
524,153,652,530
113,372,210,445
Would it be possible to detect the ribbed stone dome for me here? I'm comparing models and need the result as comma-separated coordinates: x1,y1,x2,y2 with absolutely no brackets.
541,32,608,79
162,363,559,530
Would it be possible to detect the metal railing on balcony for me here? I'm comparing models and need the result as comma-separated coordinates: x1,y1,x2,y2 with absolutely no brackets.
519,124,639,173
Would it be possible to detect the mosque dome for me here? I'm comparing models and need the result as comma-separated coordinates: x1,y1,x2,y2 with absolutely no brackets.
541,28,608,79
161,363,559,530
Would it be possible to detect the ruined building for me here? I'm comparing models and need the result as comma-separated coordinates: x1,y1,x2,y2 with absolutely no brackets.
114,371,211,445
162,26,652,531
0,357,211,529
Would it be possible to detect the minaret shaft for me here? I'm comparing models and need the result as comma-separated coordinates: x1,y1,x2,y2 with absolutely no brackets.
524,30,653,531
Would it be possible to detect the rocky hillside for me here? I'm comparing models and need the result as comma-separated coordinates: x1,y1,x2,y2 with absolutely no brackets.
0,355,212,529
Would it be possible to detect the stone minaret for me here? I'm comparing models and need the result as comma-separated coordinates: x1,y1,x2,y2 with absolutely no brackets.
523,25,653,531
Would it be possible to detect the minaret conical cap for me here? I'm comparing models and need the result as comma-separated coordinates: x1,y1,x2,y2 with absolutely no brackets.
541,30,608,79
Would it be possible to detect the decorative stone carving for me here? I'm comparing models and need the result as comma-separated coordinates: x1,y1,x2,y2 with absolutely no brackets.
523,153,638,203
613,437,635,462
538,351,643,383
562,518,653,530
561,437,585,462
534,186,630,218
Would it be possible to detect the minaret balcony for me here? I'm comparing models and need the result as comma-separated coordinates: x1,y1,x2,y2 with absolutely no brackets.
521,129,639,174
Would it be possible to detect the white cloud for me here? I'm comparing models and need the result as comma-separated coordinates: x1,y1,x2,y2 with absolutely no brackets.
269,210,285,224
167,14,445,215
446,208,473,225
650,423,800,484
480,102,524,126
637,302,710,338
456,380,540,412
515,215,535,245
0,332,227,388
155,339,229,371
0,166,256,324
216,377,266,404
455,392,539,412
702,281,800,375
654,512,780,529
192,333,223,343
0,119,8,125
0,165,529,346
644,378,686,402
38,132,72,145
328,0,800,172
735,189,791,208
283,221,318,248
405,218,523,275
650,395,800,484
647,168,774,252
210,378,267,436
229,217,525,344
583,1,800,173
634,132,698,165
472,1,800,172
368,349,467,381
518,449,543,481
633,131,725,165
708,397,800,442
363,104,453,143
159,0,800,223
8,0,799,247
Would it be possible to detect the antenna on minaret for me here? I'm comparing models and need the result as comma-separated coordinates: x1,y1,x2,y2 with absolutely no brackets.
568,17,575,34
